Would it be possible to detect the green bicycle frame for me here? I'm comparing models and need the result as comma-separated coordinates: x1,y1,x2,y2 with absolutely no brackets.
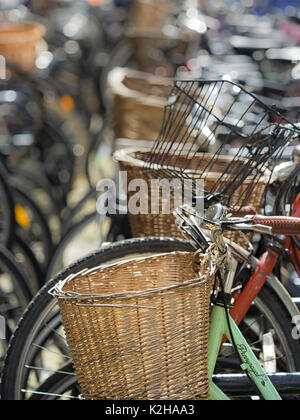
207,304,282,400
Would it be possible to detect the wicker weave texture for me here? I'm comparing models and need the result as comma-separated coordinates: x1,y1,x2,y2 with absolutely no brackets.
126,28,191,73
108,67,172,143
129,0,172,31
115,148,268,248
0,23,45,71
54,252,214,400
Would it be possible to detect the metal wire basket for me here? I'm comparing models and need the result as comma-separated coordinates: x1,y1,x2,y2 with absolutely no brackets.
145,79,300,210
52,250,218,400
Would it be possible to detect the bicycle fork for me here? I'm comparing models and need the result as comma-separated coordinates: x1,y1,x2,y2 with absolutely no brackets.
207,251,282,400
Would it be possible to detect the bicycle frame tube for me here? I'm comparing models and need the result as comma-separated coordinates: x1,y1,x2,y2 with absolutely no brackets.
208,305,282,401
230,248,279,326
227,242,298,321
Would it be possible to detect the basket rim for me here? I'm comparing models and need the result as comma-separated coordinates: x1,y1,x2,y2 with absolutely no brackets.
50,251,213,303
114,147,272,183
108,67,172,107
0,22,45,44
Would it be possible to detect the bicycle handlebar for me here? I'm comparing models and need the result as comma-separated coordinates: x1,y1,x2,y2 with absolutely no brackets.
175,205,300,245
252,215,300,236
223,215,300,236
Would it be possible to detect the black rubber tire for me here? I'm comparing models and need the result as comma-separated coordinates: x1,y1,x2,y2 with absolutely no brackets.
1,238,195,400
0,245,33,373
11,234,44,294
11,184,54,272
0,164,15,248
61,189,97,237
0,244,32,308
45,212,99,281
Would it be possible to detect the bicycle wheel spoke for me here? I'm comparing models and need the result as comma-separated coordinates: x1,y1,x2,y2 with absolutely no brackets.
25,365,76,377
21,389,80,400
44,322,66,342
31,343,71,360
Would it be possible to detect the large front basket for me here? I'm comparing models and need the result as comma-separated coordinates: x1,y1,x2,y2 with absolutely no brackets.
52,251,216,400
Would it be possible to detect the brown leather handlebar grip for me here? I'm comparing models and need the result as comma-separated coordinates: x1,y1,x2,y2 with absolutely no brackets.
253,215,300,235
230,206,257,217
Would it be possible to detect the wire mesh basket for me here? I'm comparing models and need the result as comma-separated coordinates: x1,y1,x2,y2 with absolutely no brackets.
146,79,300,209
52,250,217,400
0,22,45,71
108,67,173,145
115,147,269,248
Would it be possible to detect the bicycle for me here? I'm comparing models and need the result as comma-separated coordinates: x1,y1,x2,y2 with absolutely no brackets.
36,203,300,400
3,76,300,399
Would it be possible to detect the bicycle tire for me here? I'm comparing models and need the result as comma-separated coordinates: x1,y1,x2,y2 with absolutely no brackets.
0,244,32,310
46,211,131,282
0,163,15,248
11,184,54,272
0,245,32,373
45,212,100,281
61,189,97,237
11,234,44,294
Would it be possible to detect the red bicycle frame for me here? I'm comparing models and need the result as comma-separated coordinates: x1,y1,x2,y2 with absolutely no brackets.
231,248,279,326
230,195,300,327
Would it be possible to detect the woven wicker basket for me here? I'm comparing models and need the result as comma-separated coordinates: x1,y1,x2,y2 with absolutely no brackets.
0,22,45,71
126,26,196,74
53,251,216,400
129,0,172,31
108,67,173,143
115,148,269,248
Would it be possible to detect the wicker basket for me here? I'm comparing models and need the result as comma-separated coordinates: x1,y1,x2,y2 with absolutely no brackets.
0,22,45,72
129,0,173,31
126,26,196,74
115,148,269,248
52,251,216,400
108,67,173,144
